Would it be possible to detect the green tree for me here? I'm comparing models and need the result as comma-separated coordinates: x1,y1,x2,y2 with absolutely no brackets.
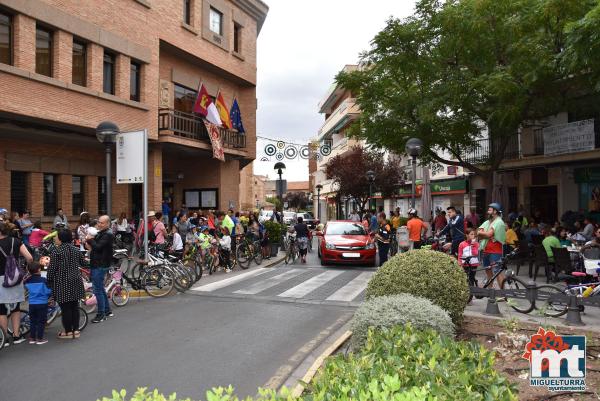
265,196,282,211
337,0,598,199
284,191,309,211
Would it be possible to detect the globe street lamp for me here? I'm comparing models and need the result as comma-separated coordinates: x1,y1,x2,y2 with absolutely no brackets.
274,162,286,212
315,184,323,221
96,121,120,217
405,138,424,209
366,170,375,211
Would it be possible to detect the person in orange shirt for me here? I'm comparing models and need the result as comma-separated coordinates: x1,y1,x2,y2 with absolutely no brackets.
406,208,426,250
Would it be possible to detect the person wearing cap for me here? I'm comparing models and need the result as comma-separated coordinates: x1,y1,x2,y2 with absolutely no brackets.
477,203,506,286
147,211,167,245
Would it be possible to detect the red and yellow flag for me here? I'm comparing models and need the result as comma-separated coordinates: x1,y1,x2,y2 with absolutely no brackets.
192,83,211,117
215,90,232,129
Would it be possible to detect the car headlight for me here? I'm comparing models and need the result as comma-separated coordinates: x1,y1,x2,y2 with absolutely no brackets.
365,243,375,250
325,242,336,250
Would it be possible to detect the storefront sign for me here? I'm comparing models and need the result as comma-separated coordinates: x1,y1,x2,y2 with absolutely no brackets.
116,130,145,184
430,179,467,195
543,119,595,156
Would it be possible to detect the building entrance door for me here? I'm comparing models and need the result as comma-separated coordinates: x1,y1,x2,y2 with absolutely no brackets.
530,186,558,224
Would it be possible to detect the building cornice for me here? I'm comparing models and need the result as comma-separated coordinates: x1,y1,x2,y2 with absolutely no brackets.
231,0,269,34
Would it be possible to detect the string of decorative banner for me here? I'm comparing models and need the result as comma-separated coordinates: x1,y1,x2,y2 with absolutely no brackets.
256,135,332,162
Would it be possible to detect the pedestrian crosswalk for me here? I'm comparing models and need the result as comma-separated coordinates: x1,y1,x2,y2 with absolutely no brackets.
191,266,375,305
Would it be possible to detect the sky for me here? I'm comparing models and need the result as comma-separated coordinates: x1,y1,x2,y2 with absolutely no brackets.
254,0,418,182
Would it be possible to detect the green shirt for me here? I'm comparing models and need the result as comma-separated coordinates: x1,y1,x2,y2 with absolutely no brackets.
478,217,506,251
542,235,561,263
220,215,235,235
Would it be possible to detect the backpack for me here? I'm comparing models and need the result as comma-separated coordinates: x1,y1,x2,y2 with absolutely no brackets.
1,238,25,288
147,222,157,243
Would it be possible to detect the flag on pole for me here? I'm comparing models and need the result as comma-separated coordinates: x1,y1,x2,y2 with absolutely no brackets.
229,98,245,134
193,83,222,126
215,90,232,129
203,121,225,162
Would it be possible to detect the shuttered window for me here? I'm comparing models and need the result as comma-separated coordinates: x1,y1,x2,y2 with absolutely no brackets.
10,171,27,214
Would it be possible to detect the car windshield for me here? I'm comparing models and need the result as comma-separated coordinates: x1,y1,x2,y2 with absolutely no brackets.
326,223,366,236
303,213,314,219
284,212,295,217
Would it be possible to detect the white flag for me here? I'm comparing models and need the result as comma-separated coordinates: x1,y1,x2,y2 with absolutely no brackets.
206,103,222,126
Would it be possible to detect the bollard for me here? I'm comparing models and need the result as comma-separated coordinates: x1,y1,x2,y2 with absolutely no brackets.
566,295,585,327
527,281,537,306
484,288,503,317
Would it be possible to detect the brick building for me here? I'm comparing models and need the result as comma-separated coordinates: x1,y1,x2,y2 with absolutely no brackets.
0,0,268,227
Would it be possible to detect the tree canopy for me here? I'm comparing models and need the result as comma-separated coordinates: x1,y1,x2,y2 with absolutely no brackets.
336,0,600,182
325,146,404,212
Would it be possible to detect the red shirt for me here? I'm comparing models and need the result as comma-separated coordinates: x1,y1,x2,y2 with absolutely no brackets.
484,239,503,254
29,229,49,247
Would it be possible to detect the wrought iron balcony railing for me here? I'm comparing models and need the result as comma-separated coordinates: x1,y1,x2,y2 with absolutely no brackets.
158,108,246,149
462,136,520,165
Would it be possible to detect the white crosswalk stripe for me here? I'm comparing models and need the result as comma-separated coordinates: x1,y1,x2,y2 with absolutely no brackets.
191,268,271,292
277,270,344,298
233,269,305,295
325,272,373,302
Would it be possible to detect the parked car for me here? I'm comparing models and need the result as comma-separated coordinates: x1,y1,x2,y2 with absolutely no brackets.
316,221,376,266
296,212,319,229
259,210,273,223
282,211,297,225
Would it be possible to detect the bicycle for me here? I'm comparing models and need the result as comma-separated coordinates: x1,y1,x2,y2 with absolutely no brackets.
82,267,130,314
45,301,89,332
2,305,29,347
463,249,534,313
284,233,299,264
236,234,263,269
534,268,600,318
119,254,176,298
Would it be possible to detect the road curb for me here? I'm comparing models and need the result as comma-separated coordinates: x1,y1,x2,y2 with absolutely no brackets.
290,330,353,397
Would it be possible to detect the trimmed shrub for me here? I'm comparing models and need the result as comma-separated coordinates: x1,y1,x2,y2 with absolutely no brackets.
264,220,283,243
365,249,469,324
308,324,518,401
350,293,454,348
99,386,296,401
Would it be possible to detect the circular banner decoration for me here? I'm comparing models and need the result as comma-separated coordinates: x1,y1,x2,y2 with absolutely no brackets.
300,146,310,159
275,153,284,161
264,144,277,156
260,157,270,162
276,141,285,149
315,153,323,162
320,145,332,156
284,146,298,159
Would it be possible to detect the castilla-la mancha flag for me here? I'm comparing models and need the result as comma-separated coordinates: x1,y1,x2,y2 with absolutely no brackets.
203,121,225,162
192,83,222,126
215,90,232,129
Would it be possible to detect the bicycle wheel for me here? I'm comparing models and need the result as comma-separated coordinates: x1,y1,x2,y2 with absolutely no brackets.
307,237,313,253
501,275,535,314
78,307,88,331
81,289,97,314
110,286,130,307
237,243,251,269
0,327,5,349
254,246,263,265
8,310,31,337
536,284,569,318
143,267,175,297
46,305,60,326
284,246,292,264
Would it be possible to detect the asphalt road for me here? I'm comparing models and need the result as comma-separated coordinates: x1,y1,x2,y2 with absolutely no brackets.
0,250,369,401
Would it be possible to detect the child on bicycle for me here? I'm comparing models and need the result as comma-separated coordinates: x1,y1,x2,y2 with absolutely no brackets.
218,226,232,273
196,226,212,266
24,262,52,344
458,228,479,286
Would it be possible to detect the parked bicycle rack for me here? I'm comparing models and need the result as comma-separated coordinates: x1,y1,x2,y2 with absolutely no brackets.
469,284,600,327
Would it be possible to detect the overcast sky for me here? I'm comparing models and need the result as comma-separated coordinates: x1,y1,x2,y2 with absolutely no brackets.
254,0,418,181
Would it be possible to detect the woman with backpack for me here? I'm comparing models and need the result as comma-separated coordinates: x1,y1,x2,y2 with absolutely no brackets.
0,221,33,345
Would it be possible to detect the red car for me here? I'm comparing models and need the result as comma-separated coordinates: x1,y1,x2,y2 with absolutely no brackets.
317,221,376,266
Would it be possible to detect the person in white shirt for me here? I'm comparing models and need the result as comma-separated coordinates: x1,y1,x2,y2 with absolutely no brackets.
170,225,184,259
219,226,232,273
113,212,129,233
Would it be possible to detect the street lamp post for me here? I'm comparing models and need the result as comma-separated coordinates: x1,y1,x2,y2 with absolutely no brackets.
96,121,120,218
405,138,424,209
315,184,323,221
366,170,375,212
274,162,286,212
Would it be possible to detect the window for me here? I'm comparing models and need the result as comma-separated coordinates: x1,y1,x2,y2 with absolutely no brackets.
0,12,11,65
72,40,86,86
183,0,191,25
10,171,27,214
98,176,106,215
72,176,84,215
43,174,57,216
209,7,222,35
233,23,241,53
130,61,140,101
35,26,52,76
103,52,115,94
174,83,196,113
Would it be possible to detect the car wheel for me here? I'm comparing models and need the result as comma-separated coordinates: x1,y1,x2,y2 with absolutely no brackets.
320,257,327,266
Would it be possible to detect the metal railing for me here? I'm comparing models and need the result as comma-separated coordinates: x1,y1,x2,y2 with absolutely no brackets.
158,108,246,149
462,136,520,165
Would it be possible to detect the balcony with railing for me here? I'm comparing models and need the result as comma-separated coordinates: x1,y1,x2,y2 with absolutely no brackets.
158,108,246,149
462,136,520,165
317,98,360,141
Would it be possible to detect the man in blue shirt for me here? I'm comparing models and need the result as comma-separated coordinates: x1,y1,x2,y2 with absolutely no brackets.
370,210,378,233
437,206,465,256
161,200,171,226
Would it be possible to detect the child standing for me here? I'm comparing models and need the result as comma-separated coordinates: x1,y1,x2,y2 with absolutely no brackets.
458,228,480,285
24,263,52,344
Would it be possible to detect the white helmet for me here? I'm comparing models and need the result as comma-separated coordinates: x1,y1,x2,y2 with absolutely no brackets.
408,208,418,216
